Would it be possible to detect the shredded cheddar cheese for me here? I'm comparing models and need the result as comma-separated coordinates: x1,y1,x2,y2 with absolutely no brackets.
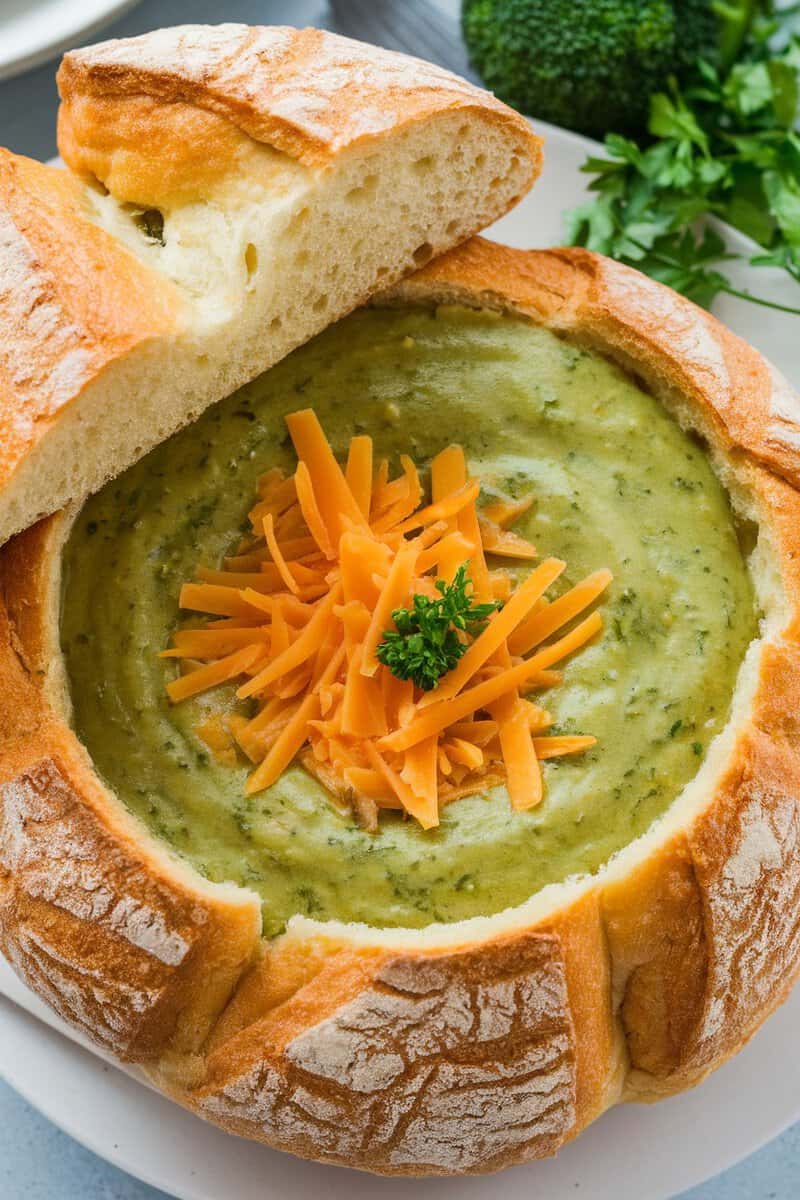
163,409,611,830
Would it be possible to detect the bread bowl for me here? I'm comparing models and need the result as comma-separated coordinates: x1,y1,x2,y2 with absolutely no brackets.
2,25,800,1182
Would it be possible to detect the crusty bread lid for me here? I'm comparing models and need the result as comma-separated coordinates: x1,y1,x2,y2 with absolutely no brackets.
0,25,541,548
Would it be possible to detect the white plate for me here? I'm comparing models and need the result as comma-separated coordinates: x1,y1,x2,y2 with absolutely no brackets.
2,982,799,1200
0,0,141,82
492,120,797,376
1,122,798,1200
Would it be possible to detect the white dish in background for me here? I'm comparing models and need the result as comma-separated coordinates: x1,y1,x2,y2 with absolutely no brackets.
0,0,140,82
0,122,797,1200
491,120,797,377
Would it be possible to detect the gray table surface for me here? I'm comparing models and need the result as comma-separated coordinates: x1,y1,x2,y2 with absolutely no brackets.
0,1,798,1196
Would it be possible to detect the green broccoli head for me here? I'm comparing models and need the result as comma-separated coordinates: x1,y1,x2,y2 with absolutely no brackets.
462,0,719,138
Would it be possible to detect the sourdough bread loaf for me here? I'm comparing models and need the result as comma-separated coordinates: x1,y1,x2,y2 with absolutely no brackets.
1,237,798,1174
0,24,540,547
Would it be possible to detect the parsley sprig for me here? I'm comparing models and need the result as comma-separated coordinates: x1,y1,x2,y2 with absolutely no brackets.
376,564,500,692
567,6,800,313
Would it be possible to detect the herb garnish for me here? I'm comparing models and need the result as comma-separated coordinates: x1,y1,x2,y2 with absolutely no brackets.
375,564,500,692
567,7,800,313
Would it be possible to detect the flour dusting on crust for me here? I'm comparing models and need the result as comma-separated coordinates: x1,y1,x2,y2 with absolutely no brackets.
200,937,576,1171
599,257,731,394
0,765,191,966
765,362,800,454
0,760,228,1053
694,776,800,1052
62,25,517,165
0,208,91,433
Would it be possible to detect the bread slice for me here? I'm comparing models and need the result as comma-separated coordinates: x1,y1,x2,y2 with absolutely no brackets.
1,239,799,1174
0,24,540,547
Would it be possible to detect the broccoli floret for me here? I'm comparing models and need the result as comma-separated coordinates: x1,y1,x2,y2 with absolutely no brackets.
462,0,720,138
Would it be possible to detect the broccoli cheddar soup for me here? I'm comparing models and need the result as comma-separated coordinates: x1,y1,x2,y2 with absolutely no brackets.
61,305,757,936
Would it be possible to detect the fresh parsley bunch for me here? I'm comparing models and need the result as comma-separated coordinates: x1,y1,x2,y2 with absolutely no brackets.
567,5,800,313
376,564,500,692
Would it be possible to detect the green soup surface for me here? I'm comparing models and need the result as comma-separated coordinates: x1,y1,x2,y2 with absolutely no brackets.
61,306,756,936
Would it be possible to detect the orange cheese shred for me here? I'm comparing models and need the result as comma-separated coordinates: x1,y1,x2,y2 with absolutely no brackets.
263,513,300,596
431,444,468,509
395,479,480,535
159,626,269,659
415,531,474,575
294,461,336,560
364,742,438,830
180,582,260,619
478,517,538,560
345,435,374,520
533,735,598,759
343,765,393,800
199,564,321,590
482,495,534,528
286,409,368,541
444,737,484,771
495,693,542,810
371,455,423,532
401,736,438,812
342,646,389,737
269,597,290,658
339,531,391,608
508,568,614,656
167,644,262,703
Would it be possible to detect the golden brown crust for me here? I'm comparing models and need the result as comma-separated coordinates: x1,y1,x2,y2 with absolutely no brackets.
0,151,182,500
0,518,262,1060
57,25,538,197
185,933,581,1173
1,242,799,1173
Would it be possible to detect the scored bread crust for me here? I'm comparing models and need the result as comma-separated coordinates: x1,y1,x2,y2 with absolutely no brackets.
0,150,185,540
56,24,535,193
1,240,800,1175
0,25,539,548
